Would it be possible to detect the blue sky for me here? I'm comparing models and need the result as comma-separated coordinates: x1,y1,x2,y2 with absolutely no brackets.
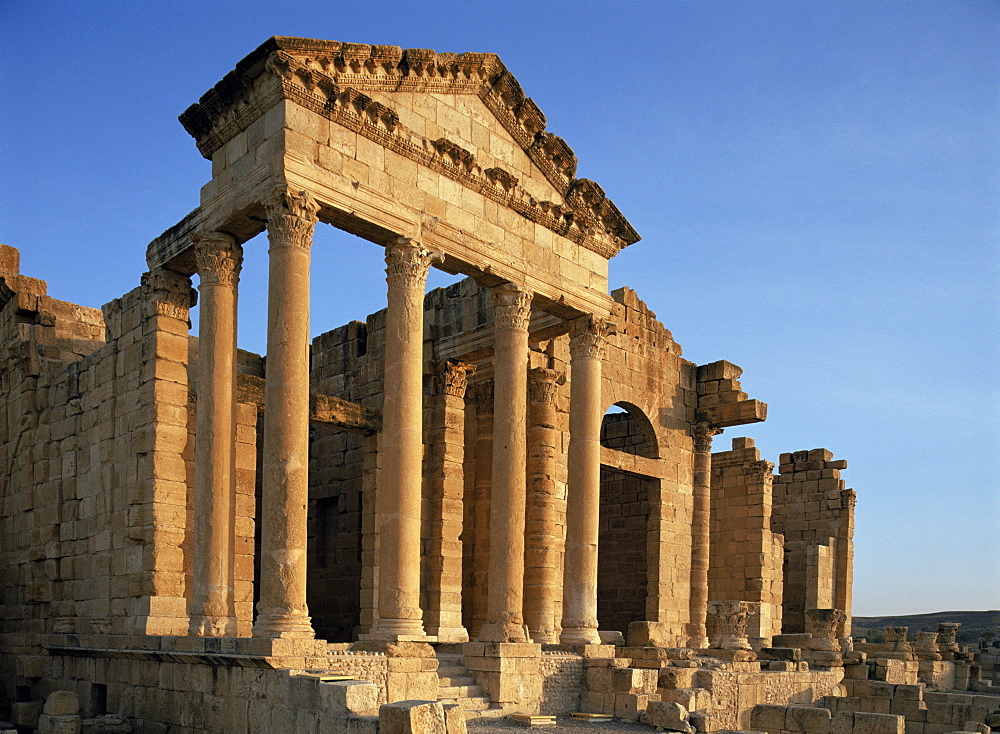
2,0,997,616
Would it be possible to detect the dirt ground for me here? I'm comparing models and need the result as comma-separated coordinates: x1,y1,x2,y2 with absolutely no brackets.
467,715,661,734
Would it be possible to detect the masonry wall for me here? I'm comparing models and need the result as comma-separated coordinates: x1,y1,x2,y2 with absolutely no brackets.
709,437,784,645
772,450,855,636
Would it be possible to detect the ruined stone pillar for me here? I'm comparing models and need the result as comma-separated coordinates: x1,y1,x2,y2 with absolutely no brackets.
688,421,722,648
252,188,319,639
469,380,494,638
189,232,242,637
937,622,961,654
524,367,563,644
479,283,533,643
423,359,474,643
372,238,443,640
560,316,612,645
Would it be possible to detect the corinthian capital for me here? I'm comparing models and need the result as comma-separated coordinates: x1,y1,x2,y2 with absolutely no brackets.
527,367,563,405
265,187,320,251
441,359,475,398
193,232,243,287
691,421,723,454
492,283,532,331
568,315,615,360
385,238,445,291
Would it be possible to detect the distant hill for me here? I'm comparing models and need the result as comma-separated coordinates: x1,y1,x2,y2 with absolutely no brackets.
852,610,1000,644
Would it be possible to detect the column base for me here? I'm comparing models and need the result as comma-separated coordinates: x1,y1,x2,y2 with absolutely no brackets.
687,635,709,649
364,617,429,642
528,628,560,644
558,625,601,645
478,621,530,643
189,615,238,637
426,626,470,644
251,612,315,639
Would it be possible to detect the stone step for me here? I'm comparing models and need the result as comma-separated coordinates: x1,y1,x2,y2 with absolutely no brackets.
439,684,485,698
438,674,476,687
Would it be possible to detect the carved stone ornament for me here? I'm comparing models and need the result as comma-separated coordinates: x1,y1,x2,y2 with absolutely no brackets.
470,379,494,416
707,600,758,650
746,459,775,484
441,359,475,398
806,608,846,651
491,283,532,331
385,238,445,291
141,268,196,321
568,315,615,360
527,367,563,405
193,232,243,288
691,422,723,454
264,187,320,251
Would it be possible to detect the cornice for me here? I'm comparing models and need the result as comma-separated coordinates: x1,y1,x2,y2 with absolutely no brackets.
179,37,640,258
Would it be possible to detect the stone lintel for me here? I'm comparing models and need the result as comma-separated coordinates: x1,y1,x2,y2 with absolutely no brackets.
697,399,767,428
233,373,381,433
599,447,661,478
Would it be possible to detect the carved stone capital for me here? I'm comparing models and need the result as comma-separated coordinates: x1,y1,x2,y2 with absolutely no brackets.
470,380,494,416
527,367,563,405
491,283,532,331
141,268,196,321
707,600,758,650
441,359,475,398
265,187,320,251
806,608,846,651
691,421,723,454
193,232,243,288
746,459,775,483
385,238,444,291
568,315,615,360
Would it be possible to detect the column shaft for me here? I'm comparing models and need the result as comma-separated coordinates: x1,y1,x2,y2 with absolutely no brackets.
687,421,721,648
253,188,319,639
423,360,473,642
371,238,442,640
479,284,532,643
524,367,563,644
560,317,611,645
469,380,494,638
190,233,242,636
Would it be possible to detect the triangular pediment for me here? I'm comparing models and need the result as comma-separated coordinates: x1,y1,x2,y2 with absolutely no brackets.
180,37,639,255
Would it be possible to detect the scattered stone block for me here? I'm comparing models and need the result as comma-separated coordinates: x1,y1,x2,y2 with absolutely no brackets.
785,706,831,734
643,701,694,733
44,691,81,716
852,712,904,734
750,705,788,732
441,704,467,734
37,714,82,734
379,701,446,734
12,700,44,728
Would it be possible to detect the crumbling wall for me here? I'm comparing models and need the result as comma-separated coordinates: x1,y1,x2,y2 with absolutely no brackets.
772,450,855,636
709,437,784,645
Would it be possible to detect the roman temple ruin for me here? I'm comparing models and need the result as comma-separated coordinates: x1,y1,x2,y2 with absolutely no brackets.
1,36,996,734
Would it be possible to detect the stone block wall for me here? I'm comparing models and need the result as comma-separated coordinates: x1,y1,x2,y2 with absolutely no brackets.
597,469,652,634
0,246,203,639
539,651,584,714
772,450,855,636
709,437,784,645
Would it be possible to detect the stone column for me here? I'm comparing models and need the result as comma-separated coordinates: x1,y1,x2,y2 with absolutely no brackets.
252,187,320,639
372,238,443,640
469,380,494,638
423,359,474,642
937,622,961,654
479,283,533,643
189,232,242,637
560,316,612,645
524,367,564,644
687,421,722,648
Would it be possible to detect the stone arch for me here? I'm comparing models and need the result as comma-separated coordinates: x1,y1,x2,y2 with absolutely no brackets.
599,401,659,459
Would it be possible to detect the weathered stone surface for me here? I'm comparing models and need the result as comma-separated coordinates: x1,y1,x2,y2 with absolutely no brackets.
643,701,694,733
379,701,446,734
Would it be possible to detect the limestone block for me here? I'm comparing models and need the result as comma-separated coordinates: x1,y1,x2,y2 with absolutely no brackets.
659,688,711,713
580,691,607,714
785,706,831,734
750,705,789,732
613,667,658,694
441,704,467,734
659,667,698,689
629,621,675,647
614,693,649,721
833,713,856,734
37,714,82,734
321,681,380,716
643,701,694,733
851,712,904,734
80,713,131,733
379,701,446,734
12,700,43,727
